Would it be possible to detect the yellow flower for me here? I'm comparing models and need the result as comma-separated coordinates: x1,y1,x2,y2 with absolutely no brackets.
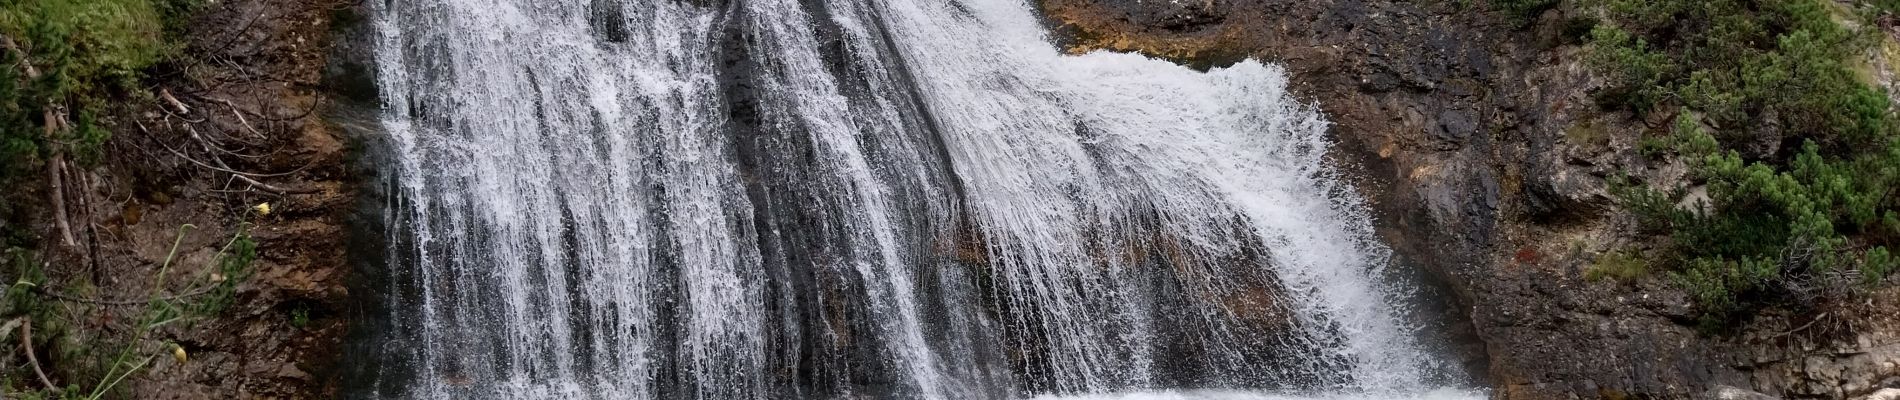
254,203,272,216
172,345,188,364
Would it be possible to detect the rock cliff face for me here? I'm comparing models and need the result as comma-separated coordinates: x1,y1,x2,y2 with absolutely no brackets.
1039,0,1900,398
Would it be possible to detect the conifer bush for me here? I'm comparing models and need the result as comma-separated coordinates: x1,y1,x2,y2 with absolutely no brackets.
1582,0,1900,326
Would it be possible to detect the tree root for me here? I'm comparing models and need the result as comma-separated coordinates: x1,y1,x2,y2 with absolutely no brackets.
20,319,58,391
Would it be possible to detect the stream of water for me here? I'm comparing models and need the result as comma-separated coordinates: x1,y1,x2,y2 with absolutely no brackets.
357,0,1482,398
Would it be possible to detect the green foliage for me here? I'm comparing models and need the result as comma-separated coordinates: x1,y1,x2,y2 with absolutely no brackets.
1591,0,1900,325
1496,0,1561,27
3,247,49,324
288,307,309,329
1587,25,1676,112
1587,250,1651,281
1677,256,1784,330
1866,246,1897,283
189,227,254,317
0,0,202,178
1872,0,1900,16
1609,174,1689,234
1,2,218,396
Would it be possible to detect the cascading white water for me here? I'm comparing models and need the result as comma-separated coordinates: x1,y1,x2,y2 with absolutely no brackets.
360,0,1482,398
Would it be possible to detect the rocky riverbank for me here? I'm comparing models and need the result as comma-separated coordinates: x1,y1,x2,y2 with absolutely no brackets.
1039,0,1900,398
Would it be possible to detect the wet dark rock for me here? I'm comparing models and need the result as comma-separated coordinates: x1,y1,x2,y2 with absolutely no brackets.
1741,109,1786,160
1434,108,1478,150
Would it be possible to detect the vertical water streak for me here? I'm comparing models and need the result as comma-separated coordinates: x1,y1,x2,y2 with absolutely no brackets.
363,0,1461,397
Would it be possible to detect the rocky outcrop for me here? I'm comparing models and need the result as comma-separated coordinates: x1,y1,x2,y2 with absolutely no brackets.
1040,0,1900,398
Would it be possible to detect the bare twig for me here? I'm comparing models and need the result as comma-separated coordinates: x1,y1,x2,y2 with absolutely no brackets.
160,88,192,115
209,10,267,56
80,169,101,283
218,98,267,139
20,319,57,391
156,137,261,177
141,114,313,195
187,125,317,178
260,96,323,122
155,131,309,180
185,122,268,159
48,157,77,248
1772,312,1828,339
35,284,224,307
234,173,314,194
163,110,208,125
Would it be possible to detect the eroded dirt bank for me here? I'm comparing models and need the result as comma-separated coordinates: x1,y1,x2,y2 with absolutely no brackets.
7,0,360,398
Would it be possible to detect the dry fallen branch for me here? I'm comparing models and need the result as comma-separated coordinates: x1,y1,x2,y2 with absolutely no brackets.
160,88,192,115
2,34,80,249
234,173,313,194
259,96,323,122
147,124,316,194
1772,312,1830,339
155,129,309,179
219,98,267,139
163,110,209,125
18,318,58,391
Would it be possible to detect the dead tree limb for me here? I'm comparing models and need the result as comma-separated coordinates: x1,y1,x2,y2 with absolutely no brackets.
160,88,192,115
1,34,79,249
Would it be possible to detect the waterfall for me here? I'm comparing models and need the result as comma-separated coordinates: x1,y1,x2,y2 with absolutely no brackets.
358,0,1479,398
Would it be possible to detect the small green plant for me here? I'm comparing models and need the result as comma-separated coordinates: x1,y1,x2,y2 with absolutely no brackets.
1495,0,1562,27
190,227,255,317
81,225,198,400
288,307,309,329
1587,250,1651,282
2,220,257,398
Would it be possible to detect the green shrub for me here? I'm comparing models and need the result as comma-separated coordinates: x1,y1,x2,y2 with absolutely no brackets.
1496,0,1562,27
189,229,254,316
1589,0,1900,325
0,0,202,179
1588,25,1676,112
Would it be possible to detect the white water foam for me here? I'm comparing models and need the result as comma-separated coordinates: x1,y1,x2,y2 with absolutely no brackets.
364,0,1485,397
1033,388,1487,400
